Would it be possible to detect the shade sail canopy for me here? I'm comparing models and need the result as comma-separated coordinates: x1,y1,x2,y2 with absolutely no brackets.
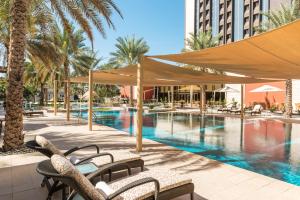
250,85,284,93
151,20,300,79
215,86,239,93
70,58,278,85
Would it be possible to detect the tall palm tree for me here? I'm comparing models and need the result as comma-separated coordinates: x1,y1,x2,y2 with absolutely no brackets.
258,0,300,118
184,29,219,52
183,29,221,110
110,36,149,107
183,29,221,73
51,26,96,108
3,0,122,151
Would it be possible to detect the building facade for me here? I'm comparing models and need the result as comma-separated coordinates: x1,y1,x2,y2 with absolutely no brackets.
185,0,300,109
186,0,292,44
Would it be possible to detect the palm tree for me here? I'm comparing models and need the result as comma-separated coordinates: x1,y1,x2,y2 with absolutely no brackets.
258,0,300,118
3,0,122,151
184,29,219,52
51,26,96,108
183,29,221,73
110,36,149,107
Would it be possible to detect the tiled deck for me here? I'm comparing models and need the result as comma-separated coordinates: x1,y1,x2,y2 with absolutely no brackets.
1,113,300,200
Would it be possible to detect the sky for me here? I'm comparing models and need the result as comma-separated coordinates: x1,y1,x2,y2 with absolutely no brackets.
90,0,185,62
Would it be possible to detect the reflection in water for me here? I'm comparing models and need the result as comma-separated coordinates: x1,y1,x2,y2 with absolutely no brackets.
88,110,300,186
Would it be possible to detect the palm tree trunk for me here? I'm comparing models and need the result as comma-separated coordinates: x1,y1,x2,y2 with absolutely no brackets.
63,59,69,109
284,79,293,118
3,0,27,151
130,86,134,107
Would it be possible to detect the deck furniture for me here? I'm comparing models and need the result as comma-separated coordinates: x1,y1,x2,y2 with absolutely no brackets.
246,104,263,116
217,103,233,113
37,155,194,200
26,136,144,199
23,110,44,117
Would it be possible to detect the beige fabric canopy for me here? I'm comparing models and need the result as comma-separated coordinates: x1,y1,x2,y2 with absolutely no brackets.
151,20,300,79
70,57,278,85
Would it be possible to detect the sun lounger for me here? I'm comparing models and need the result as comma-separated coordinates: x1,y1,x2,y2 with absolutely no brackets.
245,104,263,116
26,136,144,199
217,104,233,113
23,110,44,116
37,155,194,200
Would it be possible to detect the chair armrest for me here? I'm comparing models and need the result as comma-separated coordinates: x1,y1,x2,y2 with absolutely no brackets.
107,177,160,200
87,162,132,181
64,144,100,156
75,153,114,165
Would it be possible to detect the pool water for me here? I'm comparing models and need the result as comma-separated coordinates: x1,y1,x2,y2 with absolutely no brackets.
77,110,300,186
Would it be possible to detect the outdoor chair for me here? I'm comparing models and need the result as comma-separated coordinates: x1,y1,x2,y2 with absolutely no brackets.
23,110,44,117
37,155,194,200
246,104,263,116
217,103,233,113
26,136,144,199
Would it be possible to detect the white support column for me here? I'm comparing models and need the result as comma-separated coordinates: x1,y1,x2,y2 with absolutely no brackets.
88,70,93,131
54,80,57,116
201,86,205,114
241,84,244,119
136,62,144,152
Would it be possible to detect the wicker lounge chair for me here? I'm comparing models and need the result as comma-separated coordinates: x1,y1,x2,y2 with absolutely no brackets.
37,155,194,200
26,136,144,199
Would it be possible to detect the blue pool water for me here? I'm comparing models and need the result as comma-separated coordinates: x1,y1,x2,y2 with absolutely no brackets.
77,110,300,185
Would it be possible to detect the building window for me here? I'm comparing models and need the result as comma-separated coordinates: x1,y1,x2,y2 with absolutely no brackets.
253,14,259,21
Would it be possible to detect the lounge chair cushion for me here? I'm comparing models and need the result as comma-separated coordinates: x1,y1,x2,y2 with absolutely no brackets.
51,155,105,200
108,169,192,200
95,182,114,196
36,136,63,156
91,151,141,166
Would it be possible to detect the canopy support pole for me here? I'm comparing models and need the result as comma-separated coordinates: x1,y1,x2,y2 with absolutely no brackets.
241,84,244,119
66,80,70,121
190,86,193,108
201,86,205,114
54,80,57,116
171,86,174,110
136,62,144,152
88,70,93,131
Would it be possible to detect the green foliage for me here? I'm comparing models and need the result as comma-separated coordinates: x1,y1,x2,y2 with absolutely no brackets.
183,29,222,74
23,85,38,102
0,79,6,100
183,29,220,52
257,0,300,32
110,36,150,66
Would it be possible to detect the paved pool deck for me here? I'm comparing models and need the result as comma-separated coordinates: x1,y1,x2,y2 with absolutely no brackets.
0,113,300,200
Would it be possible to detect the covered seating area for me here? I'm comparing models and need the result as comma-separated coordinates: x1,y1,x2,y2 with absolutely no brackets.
58,19,300,152
65,57,277,152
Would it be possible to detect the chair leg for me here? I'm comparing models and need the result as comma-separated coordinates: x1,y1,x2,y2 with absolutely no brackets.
47,180,59,199
190,193,194,200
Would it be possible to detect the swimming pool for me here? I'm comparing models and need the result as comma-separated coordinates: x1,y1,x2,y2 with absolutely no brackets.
77,110,300,186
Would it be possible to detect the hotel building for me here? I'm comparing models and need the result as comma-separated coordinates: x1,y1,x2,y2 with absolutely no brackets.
185,0,300,108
